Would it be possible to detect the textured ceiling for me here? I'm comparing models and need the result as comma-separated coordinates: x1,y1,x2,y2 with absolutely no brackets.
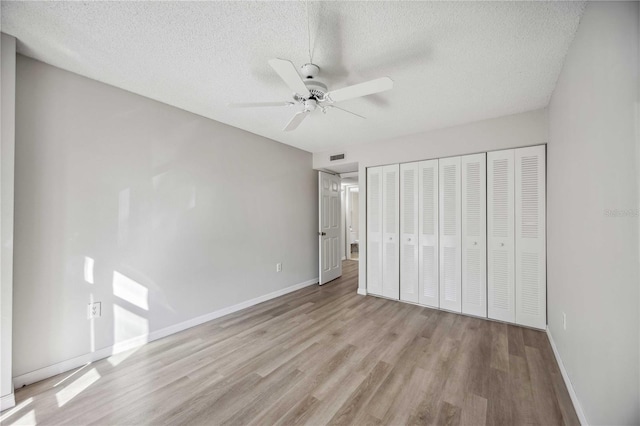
1,1,585,153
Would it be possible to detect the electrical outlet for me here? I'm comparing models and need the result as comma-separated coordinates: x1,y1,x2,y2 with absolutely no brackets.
562,312,567,330
88,302,101,319
276,263,282,272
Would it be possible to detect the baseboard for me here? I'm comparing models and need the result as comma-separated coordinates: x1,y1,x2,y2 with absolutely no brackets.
546,326,589,425
357,288,367,296
13,277,319,389
0,393,15,411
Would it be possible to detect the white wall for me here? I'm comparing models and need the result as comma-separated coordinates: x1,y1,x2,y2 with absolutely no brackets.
0,33,17,410
314,108,548,292
547,2,639,425
13,56,318,380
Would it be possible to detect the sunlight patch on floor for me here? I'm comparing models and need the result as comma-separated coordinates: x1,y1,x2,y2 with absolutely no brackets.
55,368,101,407
0,398,33,423
7,409,36,426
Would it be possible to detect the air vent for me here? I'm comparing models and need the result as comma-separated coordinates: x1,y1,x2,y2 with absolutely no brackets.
330,154,345,161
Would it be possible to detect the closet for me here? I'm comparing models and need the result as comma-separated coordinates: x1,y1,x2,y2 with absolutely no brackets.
514,146,546,329
399,162,419,303
461,154,487,317
419,160,439,308
367,164,399,299
439,156,462,312
367,145,546,329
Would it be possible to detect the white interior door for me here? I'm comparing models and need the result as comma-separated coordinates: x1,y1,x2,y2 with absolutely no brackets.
487,149,515,323
515,145,546,329
319,171,342,285
419,160,439,307
461,153,487,317
439,157,462,312
400,162,419,303
382,164,400,300
366,167,383,296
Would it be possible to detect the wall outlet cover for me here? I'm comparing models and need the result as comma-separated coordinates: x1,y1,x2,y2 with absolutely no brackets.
88,302,102,319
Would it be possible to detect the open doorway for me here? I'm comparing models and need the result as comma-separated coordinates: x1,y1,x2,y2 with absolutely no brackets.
317,163,359,289
341,172,359,261
346,186,359,260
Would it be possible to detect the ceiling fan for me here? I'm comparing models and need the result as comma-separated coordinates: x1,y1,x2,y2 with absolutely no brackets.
230,59,393,132
229,0,393,132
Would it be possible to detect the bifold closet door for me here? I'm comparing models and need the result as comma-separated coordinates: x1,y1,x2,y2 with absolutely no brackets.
366,166,383,296
461,154,487,317
400,162,419,303
439,157,461,312
515,145,546,329
382,164,400,299
487,150,515,323
418,160,439,307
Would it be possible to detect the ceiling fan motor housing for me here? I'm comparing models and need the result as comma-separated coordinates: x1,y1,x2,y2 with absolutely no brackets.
293,80,327,102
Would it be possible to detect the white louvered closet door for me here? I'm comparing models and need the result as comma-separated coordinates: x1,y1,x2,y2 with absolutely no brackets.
418,160,439,307
487,150,515,323
382,164,400,300
439,157,462,312
515,145,546,329
461,154,487,317
366,166,383,296
400,162,419,303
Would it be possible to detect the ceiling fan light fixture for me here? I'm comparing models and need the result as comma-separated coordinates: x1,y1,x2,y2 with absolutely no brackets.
303,99,318,112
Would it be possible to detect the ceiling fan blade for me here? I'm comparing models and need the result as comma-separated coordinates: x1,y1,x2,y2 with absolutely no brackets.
228,101,294,108
268,58,311,98
327,105,366,119
283,111,309,132
327,77,393,103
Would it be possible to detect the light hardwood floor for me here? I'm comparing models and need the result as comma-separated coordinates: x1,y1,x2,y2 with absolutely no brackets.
2,260,578,425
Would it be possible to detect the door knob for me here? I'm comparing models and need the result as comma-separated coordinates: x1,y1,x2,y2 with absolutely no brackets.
473,241,478,246
319,232,326,236
408,238,412,242
500,242,505,247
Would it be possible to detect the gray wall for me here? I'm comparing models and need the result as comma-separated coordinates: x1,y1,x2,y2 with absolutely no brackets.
547,2,639,425
1,33,16,407
13,55,318,378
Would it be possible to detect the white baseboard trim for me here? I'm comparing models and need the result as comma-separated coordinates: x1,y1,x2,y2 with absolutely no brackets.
546,326,588,425
0,393,15,411
13,277,319,389
357,288,367,296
